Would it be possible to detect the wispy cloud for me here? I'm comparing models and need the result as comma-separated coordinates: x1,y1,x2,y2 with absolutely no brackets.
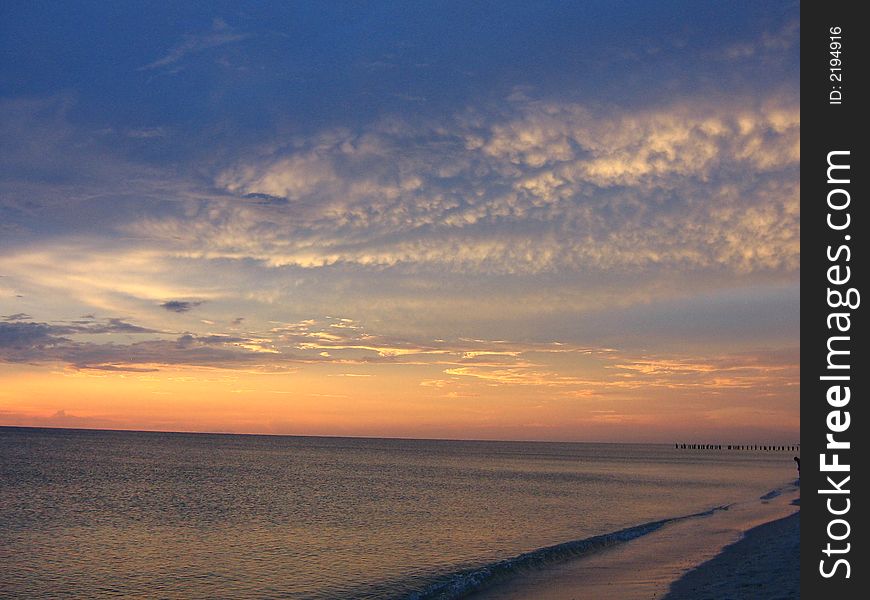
139,19,249,71
2,313,31,321
0,319,275,372
722,19,800,60
0,312,798,412
0,314,582,371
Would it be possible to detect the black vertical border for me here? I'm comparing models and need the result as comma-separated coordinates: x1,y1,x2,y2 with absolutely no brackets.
802,2,866,597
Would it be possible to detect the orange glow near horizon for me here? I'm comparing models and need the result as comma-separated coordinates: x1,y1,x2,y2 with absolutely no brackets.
0,349,799,443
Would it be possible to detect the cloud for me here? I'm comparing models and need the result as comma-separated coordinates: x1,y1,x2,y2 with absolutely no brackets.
0,321,66,349
80,318,160,334
2,313,31,321
125,127,168,139
161,300,204,313
0,312,798,421
0,317,163,372
0,319,276,372
139,21,249,71
125,94,798,278
0,314,587,371
0,94,799,346
0,317,160,351
0,408,123,430
723,19,800,61
0,246,226,318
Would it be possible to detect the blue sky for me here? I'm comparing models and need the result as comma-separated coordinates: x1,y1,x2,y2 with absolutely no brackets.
0,2,800,440
3,1,798,143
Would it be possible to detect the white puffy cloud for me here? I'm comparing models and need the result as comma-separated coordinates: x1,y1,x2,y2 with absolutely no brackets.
123,95,798,278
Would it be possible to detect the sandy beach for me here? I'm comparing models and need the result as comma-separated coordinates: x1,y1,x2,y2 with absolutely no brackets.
664,511,799,600
470,480,799,600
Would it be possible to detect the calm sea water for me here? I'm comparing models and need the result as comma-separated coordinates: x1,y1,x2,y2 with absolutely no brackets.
0,428,795,599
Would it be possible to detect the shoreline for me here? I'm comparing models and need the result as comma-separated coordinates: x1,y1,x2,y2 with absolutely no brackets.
663,511,799,599
468,480,800,600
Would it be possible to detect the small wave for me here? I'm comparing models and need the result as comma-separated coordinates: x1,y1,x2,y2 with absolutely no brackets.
760,479,799,501
403,505,729,600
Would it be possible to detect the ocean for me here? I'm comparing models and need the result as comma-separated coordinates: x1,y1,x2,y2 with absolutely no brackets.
0,427,796,599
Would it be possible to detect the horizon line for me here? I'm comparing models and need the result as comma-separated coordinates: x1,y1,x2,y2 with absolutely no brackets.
0,424,801,447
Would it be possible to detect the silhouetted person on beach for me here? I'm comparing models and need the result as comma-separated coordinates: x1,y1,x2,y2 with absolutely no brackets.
794,456,800,474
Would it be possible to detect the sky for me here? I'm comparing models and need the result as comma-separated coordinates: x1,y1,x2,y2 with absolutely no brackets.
0,1,800,442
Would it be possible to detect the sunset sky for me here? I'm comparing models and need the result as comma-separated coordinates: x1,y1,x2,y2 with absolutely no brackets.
0,1,799,442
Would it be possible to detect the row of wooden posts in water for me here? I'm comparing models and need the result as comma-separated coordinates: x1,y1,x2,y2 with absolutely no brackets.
675,443,800,451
